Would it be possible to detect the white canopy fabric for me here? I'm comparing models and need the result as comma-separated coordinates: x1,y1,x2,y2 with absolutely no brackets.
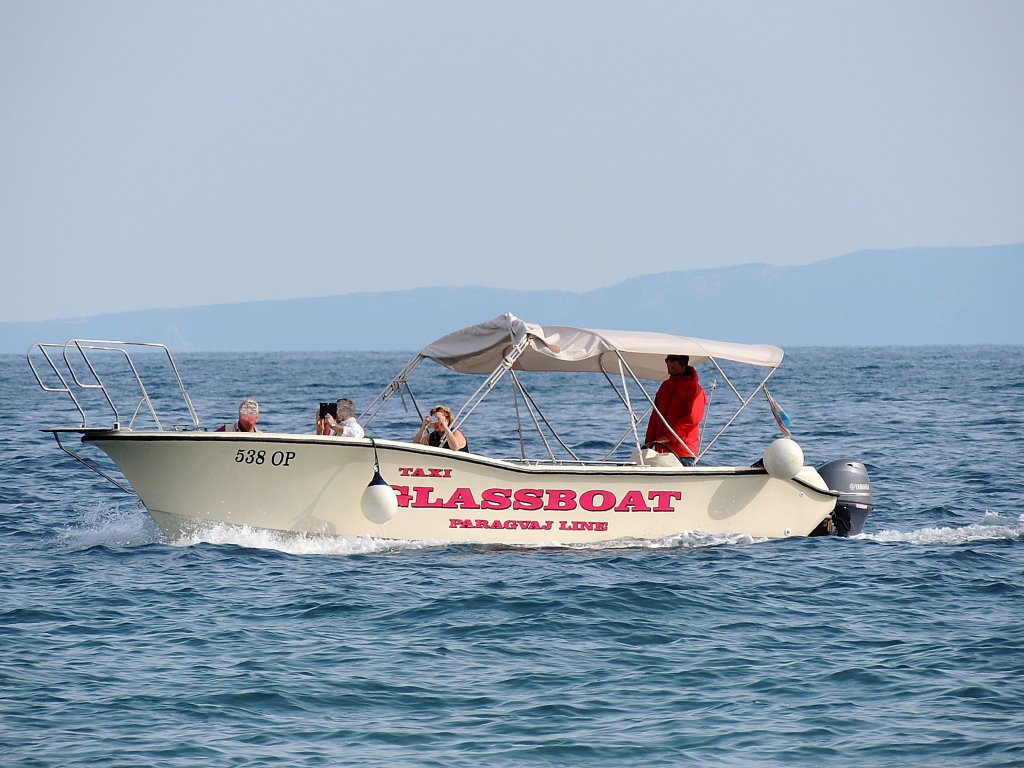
419,313,784,381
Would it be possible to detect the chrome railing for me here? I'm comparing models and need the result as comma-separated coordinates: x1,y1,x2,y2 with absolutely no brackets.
27,339,200,431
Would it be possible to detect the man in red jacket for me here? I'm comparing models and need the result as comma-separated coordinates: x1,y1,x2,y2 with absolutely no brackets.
644,354,706,465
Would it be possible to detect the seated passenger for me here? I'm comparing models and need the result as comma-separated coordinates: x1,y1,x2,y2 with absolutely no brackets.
217,398,260,433
413,405,468,452
318,398,365,438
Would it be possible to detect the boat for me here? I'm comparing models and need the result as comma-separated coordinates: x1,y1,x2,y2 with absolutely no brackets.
28,314,873,544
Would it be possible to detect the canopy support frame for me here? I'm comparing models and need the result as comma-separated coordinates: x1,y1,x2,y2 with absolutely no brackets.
360,317,786,467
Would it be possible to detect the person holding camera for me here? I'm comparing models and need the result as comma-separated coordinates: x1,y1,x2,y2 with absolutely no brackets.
316,398,364,438
413,405,468,452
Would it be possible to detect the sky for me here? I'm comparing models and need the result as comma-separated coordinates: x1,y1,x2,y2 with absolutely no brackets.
2,1,1022,323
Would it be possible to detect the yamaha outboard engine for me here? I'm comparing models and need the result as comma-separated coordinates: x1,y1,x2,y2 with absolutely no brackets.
814,460,873,536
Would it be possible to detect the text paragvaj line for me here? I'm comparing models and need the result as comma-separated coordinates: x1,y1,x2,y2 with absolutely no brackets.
448,518,610,531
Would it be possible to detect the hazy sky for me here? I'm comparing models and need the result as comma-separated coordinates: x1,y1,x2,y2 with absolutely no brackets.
2,1,1022,322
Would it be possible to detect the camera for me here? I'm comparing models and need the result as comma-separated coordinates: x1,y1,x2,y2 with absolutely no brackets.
318,402,338,419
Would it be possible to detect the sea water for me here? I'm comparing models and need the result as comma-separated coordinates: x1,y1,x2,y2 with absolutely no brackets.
1,346,1023,767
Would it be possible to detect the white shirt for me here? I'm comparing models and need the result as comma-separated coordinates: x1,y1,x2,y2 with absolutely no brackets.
334,417,365,438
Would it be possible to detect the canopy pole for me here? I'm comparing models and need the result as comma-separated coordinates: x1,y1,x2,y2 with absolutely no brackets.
450,334,532,429
361,354,425,426
612,352,643,451
509,371,578,463
509,371,526,461
699,366,780,455
594,353,646,462
615,353,694,459
695,380,717,461
602,403,654,463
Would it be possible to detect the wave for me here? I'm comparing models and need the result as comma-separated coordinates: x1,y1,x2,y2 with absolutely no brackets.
51,502,765,556
169,522,443,556
860,511,1024,545
53,503,1023,557
55,502,162,550
169,523,760,555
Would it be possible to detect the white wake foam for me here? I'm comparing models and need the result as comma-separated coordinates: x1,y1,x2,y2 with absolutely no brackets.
168,522,443,556
861,511,1024,545
55,503,162,550
571,530,764,550
164,524,760,554
56,505,1023,555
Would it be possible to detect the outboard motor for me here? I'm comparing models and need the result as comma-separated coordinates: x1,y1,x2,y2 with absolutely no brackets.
815,460,873,536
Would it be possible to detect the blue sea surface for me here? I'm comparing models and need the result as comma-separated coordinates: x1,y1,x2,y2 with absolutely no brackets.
2,346,1023,767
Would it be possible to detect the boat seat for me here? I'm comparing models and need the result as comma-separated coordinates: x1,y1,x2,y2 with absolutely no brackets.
627,447,683,468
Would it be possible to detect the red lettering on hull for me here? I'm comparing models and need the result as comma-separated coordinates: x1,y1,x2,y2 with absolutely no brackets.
399,466,454,478
614,490,651,512
481,488,512,511
450,518,607,532
413,486,443,507
545,489,576,511
443,487,479,509
399,484,682,514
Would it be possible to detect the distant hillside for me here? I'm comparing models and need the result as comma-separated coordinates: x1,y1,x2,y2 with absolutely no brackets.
3,244,1021,353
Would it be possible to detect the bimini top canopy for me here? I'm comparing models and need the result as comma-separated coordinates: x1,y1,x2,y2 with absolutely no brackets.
419,313,784,381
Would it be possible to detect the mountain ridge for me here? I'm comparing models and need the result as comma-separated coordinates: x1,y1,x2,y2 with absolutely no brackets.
3,243,1021,352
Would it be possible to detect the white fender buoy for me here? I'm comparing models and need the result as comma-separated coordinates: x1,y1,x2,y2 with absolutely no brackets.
361,470,398,524
762,437,804,480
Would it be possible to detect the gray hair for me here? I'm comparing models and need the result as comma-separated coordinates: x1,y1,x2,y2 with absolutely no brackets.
336,398,356,419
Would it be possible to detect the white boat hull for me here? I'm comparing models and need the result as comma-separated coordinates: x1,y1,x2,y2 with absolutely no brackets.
84,432,838,543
